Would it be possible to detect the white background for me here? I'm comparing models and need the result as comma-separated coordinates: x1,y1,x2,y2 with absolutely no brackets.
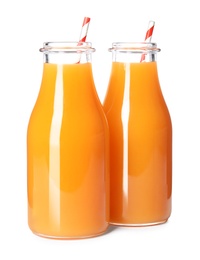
0,0,199,259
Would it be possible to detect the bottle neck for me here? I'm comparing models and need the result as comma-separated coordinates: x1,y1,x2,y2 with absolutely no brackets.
40,42,95,64
109,42,160,63
112,52,157,63
43,52,93,64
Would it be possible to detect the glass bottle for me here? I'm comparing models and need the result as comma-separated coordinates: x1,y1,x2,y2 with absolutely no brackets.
103,42,172,226
27,42,109,239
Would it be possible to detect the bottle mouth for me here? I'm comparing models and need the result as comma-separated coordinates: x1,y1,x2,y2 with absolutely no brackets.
39,42,96,53
109,42,161,53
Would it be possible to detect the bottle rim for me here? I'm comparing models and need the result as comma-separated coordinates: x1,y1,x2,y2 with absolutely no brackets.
109,42,161,53
39,41,96,53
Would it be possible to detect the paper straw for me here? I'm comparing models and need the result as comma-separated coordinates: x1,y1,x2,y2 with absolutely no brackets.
76,17,90,63
140,20,155,62
78,17,91,45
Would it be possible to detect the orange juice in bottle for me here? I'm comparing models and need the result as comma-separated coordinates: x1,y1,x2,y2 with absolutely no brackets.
103,42,172,226
27,42,109,239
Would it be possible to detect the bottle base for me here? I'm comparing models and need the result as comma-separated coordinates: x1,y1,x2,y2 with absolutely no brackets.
31,227,109,240
109,219,168,227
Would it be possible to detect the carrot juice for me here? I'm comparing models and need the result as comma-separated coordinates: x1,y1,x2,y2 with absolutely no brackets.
103,42,172,226
27,42,109,239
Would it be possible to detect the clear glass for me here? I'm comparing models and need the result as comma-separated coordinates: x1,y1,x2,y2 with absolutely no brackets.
103,42,172,227
109,42,160,62
40,41,95,64
27,42,109,239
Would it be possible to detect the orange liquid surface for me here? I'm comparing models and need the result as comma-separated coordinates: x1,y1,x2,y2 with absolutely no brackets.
103,61,172,226
27,63,109,238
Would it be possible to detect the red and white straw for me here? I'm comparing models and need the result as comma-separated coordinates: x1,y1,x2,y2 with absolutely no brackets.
140,20,155,62
76,17,91,63
78,17,91,45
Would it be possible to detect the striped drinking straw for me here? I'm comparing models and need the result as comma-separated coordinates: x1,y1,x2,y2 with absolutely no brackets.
140,20,155,62
78,17,91,45
76,17,91,63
